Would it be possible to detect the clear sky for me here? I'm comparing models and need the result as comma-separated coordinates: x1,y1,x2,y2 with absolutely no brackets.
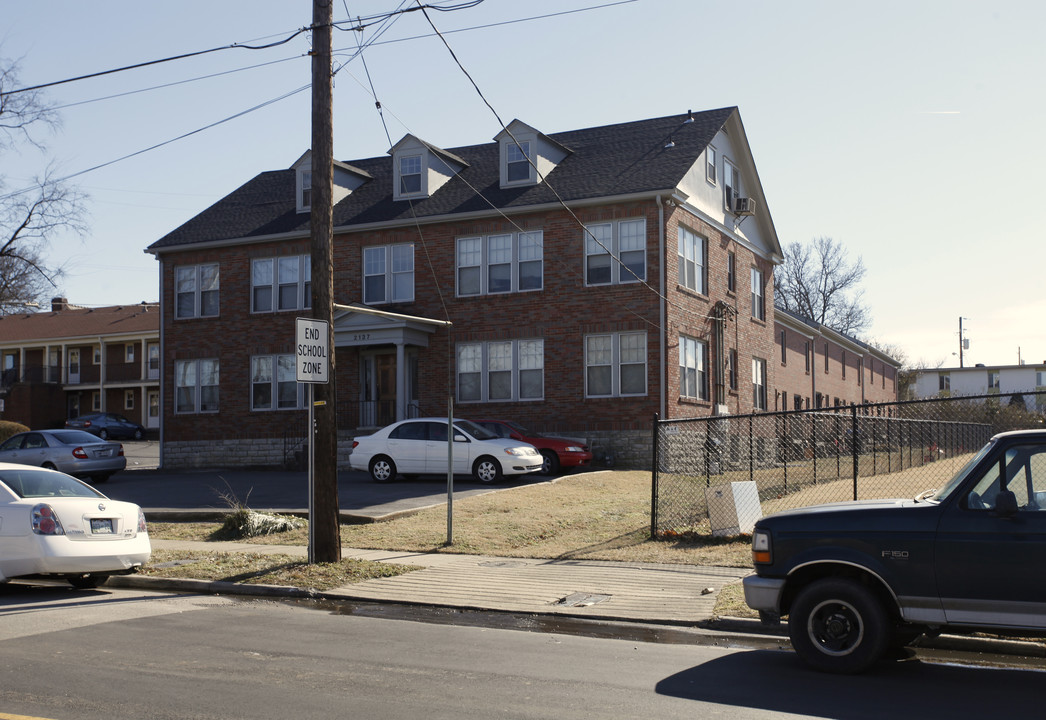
3,0,1044,370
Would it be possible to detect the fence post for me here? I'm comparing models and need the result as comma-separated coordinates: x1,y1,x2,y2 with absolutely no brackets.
650,413,660,539
782,414,789,493
748,414,755,482
811,413,818,484
851,404,859,501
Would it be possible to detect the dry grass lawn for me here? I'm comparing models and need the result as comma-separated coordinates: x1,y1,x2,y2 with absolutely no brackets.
151,470,754,567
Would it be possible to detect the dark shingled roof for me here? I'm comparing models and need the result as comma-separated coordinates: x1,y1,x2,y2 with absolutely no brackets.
0,304,159,343
148,107,736,251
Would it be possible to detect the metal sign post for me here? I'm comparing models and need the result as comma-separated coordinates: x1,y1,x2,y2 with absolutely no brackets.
296,317,329,564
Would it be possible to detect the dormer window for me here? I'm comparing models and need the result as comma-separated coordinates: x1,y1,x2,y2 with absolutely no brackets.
399,155,423,196
496,120,570,189
300,171,312,210
506,140,532,183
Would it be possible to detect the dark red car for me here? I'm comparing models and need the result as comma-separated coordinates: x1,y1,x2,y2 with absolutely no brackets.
472,420,592,475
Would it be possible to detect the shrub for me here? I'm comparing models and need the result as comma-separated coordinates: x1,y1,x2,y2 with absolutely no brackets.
0,420,29,444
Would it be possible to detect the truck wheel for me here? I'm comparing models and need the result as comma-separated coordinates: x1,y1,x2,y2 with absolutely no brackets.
788,578,890,674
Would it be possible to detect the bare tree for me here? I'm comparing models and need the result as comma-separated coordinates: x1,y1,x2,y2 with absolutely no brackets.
774,236,869,336
0,56,86,312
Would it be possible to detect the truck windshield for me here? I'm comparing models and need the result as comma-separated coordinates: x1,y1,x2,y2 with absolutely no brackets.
931,438,998,503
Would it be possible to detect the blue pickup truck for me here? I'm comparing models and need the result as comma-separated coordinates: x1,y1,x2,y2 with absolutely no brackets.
744,429,1046,673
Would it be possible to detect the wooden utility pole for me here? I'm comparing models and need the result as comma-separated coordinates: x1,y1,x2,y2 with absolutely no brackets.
309,0,341,562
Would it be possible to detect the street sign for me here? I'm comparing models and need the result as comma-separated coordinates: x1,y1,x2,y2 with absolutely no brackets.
296,317,329,383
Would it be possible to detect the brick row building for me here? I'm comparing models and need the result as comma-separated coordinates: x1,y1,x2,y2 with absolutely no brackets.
147,107,895,469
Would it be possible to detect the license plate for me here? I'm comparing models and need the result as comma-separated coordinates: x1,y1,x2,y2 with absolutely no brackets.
91,519,114,534
96,449,112,458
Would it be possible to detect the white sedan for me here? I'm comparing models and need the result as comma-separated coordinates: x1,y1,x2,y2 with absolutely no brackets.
350,418,543,484
0,463,151,588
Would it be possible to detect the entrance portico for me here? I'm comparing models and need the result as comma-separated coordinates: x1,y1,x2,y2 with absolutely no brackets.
333,304,449,428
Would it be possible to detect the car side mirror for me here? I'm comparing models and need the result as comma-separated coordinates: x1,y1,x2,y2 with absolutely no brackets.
453,433,468,443
994,490,1018,518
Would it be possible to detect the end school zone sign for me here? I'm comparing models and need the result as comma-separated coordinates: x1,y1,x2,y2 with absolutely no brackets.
296,317,329,383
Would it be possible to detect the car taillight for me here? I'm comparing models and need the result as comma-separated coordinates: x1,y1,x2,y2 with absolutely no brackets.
137,509,148,534
352,441,359,449
72,446,89,459
83,420,92,428
32,504,66,535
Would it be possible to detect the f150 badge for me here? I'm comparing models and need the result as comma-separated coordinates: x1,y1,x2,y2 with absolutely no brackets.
881,550,909,559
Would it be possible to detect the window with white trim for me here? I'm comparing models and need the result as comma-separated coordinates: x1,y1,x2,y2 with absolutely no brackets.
706,145,717,184
398,154,423,196
92,391,101,412
125,344,135,363
298,170,312,212
251,354,304,410
752,357,767,411
124,389,134,410
679,335,708,400
585,332,647,397
252,256,311,312
677,226,706,294
456,339,544,402
750,267,765,321
175,358,219,413
457,231,542,296
364,244,414,304
724,159,741,211
175,264,219,319
585,219,646,286
505,140,533,184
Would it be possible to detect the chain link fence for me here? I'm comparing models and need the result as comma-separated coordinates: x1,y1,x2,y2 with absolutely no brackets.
651,391,1046,538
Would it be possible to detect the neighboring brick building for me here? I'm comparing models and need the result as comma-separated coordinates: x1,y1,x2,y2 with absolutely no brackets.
147,107,785,468
0,298,160,431
774,306,900,412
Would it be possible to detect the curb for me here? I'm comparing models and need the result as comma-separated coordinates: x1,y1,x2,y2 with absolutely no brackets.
109,574,1046,662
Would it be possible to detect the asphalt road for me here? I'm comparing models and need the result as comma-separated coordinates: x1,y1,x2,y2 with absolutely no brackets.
4,584,1045,720
110,440,567,518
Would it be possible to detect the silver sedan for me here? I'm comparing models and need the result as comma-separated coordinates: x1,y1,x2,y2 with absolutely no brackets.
0,430,126,483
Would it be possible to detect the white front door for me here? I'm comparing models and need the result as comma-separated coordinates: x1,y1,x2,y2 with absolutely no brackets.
147,390,160,429
68,349,80,384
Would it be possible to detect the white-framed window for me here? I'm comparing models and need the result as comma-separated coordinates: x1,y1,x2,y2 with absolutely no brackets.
585,219,646,286
677,226,706,294
724,159,741,211
124,389,134,411
398,154,423,196
1037,371,1045,387
93,346,101,364
505,139,533,184
752,357,767,411
988,371,1000,389
456,339,544,403
175,358,219,414
750,267,765,321
364,244,415,304
939,373,951,391
706,145,717,184
457,231,543,296
252,255,311,313
298,169,312,212
585,331,647,398
251,354,304,410
125,344,135,363
679,335,708,401
91,391,101,412
727,251,736,293
175,264,219,319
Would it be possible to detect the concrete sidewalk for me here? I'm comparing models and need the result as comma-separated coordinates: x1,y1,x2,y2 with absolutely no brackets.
144,539,752,625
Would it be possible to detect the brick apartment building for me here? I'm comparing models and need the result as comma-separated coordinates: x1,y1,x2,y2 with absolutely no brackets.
774,306,900,412
147,107,787,468
0,298,160,431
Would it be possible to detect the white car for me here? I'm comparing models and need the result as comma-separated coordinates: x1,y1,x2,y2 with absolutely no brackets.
0,463,151,588
350,418,543,484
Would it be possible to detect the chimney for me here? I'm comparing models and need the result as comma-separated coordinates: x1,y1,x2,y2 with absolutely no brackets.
51,297,69,312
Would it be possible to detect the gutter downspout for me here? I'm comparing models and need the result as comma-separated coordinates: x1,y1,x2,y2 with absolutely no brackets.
657,195,666,420
158,257,164,470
